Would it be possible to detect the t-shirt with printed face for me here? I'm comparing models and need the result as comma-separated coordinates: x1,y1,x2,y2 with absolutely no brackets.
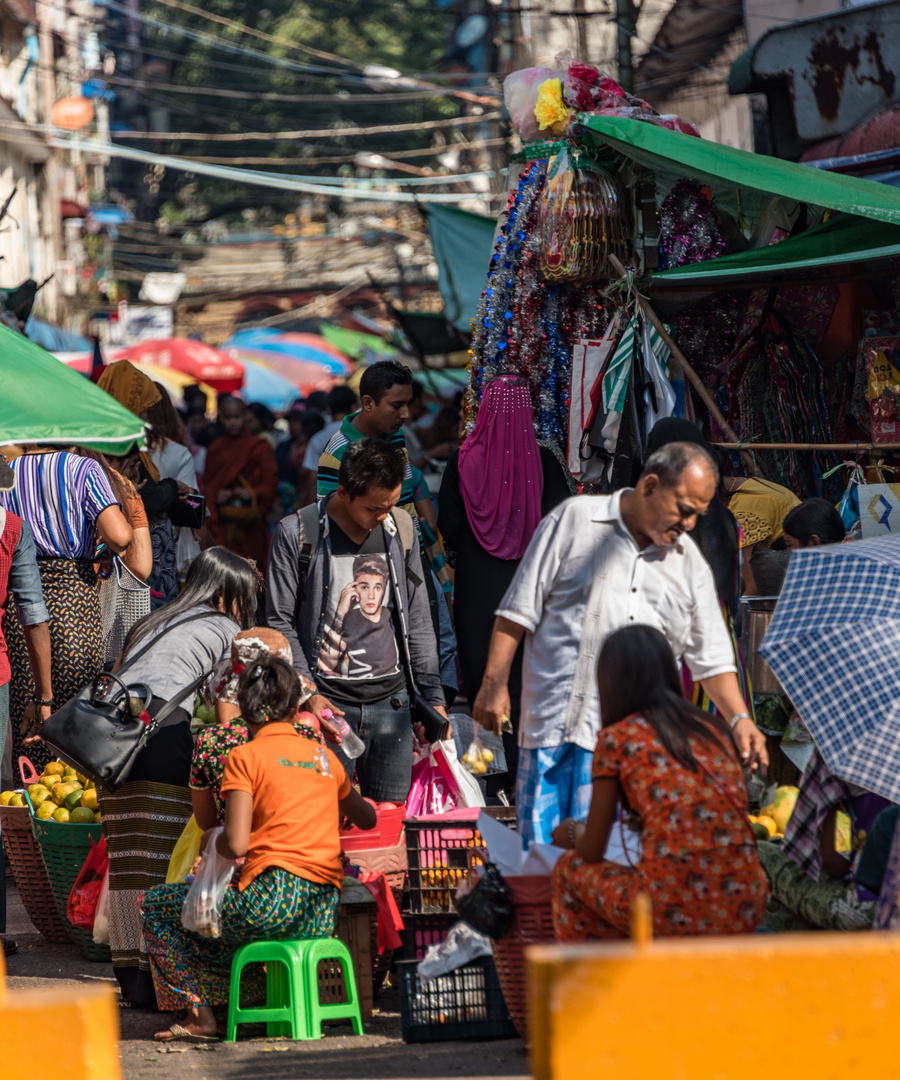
315,519,405,705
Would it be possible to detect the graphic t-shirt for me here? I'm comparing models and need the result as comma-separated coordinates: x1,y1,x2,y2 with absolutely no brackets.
316,518,406,705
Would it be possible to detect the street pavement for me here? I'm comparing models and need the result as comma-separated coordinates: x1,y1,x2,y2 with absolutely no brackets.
4,881,529,1079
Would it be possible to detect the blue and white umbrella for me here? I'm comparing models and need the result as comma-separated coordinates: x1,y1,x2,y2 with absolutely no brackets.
760,534,900,802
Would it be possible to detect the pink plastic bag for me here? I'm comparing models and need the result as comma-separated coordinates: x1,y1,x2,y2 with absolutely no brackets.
406,746,460,816
503,67,563,141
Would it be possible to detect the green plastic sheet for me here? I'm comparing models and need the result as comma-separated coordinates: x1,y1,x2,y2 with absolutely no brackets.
0,325,146,453
424,204,497,331
649,213,900,284
319,324,398,361
581,115,900,225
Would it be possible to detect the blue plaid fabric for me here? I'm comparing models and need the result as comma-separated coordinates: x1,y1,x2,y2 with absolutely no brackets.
760,535,900,803
516,744,594,847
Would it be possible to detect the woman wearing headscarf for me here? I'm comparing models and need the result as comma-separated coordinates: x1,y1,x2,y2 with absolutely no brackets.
204,395,278,572
98,362,188,607
644,418,751,717
438,374,571,795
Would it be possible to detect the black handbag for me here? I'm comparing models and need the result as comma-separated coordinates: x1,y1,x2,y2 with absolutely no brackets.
40,611,216,792
383,526,450,744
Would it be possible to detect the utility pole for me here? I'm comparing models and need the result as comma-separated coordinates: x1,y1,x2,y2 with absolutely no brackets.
615,0,635,94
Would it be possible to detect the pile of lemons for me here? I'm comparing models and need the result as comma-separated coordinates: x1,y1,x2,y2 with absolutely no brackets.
1,761,100,824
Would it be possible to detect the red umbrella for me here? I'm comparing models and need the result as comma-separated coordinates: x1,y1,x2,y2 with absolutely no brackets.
116,338,244,393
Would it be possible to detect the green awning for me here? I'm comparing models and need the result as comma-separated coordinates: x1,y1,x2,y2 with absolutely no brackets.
648,213,900,284
580,114,900,225
424,204,497,331
0,325,146,453
319,324,398,362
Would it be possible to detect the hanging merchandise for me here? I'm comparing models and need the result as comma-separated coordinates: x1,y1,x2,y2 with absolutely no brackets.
658,179,725,270
537,148,627,286
718,309,840,497
859,337,900,444
568,313,625,482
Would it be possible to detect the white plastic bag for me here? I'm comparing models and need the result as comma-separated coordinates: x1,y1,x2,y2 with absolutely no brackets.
436,739,485,809
418,922,493,982
92,866,110,945
180,827,236,938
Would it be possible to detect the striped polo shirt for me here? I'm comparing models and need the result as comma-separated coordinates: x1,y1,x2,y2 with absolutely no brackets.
0,451,117,559
316,413,416,519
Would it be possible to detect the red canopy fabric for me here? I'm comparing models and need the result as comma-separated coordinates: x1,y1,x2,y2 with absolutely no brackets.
116,338,244,393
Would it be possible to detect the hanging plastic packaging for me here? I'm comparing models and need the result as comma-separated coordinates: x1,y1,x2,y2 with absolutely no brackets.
180,827,236,938
67,835,108,931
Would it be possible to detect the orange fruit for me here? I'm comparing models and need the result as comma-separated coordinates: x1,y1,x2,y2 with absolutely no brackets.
70,807,94,824
52,807,70,823
756,815,778,837
0,791,14,806
80,788,99,811
8,793,25,807
35,801,55,820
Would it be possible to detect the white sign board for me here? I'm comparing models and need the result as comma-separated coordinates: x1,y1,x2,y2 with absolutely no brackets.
125,305,173,343
859,484,900,539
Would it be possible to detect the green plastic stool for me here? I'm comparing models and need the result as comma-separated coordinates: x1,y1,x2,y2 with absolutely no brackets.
302,938,364,1037
225,937,364,1041
225,939,312,1041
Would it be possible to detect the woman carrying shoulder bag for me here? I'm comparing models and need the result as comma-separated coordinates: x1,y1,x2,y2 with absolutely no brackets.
98,547,258,1007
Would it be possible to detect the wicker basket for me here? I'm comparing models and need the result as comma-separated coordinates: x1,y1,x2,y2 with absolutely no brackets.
491,876,555,1044
0,802,70,942
30,810,111,962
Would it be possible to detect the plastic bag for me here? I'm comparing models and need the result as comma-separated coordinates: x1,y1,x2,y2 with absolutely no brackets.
418,922,493,982
68,835,109,930
92,867,110,944
166,815,204,884
180,826,236,938
406,741,485,815
454,862,513,939
503,66,563,141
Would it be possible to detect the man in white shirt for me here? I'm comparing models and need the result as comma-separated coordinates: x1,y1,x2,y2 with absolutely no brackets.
473,441,766,846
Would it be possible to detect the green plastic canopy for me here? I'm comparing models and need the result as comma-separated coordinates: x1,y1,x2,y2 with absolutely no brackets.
0,324,146,453
424,204,497,331
648,213,900,284
580,115,900,226
319,324,398,362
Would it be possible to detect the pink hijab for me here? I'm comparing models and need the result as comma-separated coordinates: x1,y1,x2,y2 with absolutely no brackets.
458,375,543,560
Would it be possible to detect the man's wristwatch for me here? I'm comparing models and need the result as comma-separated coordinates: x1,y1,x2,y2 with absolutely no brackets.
729,711,752,730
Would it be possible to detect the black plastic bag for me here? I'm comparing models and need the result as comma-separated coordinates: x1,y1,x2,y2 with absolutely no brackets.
455,862,513,939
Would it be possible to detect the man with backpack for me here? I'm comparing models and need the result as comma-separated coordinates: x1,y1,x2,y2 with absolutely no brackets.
267,439,447,802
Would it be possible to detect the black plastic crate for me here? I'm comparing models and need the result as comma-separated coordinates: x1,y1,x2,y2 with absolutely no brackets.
397,956,519,1043
404,807,515,915
401,913,458,960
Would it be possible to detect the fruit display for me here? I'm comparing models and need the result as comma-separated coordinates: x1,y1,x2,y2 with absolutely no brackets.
461,738,494,776
2,760,101,825
748,785,799,841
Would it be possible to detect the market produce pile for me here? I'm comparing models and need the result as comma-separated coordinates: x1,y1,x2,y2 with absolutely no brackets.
1,760,100,823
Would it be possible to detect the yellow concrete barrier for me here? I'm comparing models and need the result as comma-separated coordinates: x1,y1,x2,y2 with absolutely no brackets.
528,931,900,1080
0,949,122,1075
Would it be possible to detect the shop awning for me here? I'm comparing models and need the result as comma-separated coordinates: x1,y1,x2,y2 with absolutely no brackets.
647,213,900,285
0,324,146,454
580,114,900,226
424,204,496,332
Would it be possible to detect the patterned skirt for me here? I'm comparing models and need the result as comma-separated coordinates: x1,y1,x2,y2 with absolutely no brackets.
2,557,103,776
141,868,340,1012
99,780,193,1006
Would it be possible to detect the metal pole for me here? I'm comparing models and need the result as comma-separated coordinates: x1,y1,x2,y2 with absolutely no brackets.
615,0,634,94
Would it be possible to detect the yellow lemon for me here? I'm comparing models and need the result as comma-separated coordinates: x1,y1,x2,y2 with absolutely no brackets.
70,807,95,824
481,749,494,764
52,807,70,823
80,788,99,812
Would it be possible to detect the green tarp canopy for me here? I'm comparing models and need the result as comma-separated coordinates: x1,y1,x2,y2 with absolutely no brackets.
424,204,497,331
319,324,398,362
580,114,900,226
0,324,146,453
648,213,900,285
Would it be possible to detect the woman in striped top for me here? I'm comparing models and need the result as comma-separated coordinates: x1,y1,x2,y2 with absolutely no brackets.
0,448,133,772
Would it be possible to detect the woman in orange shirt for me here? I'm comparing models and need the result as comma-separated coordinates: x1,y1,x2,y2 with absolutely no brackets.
141,655,375,1041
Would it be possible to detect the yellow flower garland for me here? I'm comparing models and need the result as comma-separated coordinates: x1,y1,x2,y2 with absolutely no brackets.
534,78,572,135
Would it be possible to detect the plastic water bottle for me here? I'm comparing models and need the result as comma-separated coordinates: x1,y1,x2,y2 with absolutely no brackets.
322,708,365,759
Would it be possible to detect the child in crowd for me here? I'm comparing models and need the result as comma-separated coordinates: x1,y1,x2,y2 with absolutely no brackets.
550,625,768,941
191,626,317,828
142,655,376,1042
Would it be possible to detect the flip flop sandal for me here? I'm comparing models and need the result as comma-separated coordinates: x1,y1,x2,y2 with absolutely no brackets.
155,1024,220,1043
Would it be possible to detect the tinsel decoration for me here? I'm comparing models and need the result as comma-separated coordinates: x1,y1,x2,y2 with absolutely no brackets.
658,178,725,270
466,156,609,445
538,150,627,285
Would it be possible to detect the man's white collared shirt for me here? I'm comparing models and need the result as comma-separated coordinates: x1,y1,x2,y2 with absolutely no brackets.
496,490,736,751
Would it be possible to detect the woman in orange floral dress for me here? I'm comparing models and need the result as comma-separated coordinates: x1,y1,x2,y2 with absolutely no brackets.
551,625,768,941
